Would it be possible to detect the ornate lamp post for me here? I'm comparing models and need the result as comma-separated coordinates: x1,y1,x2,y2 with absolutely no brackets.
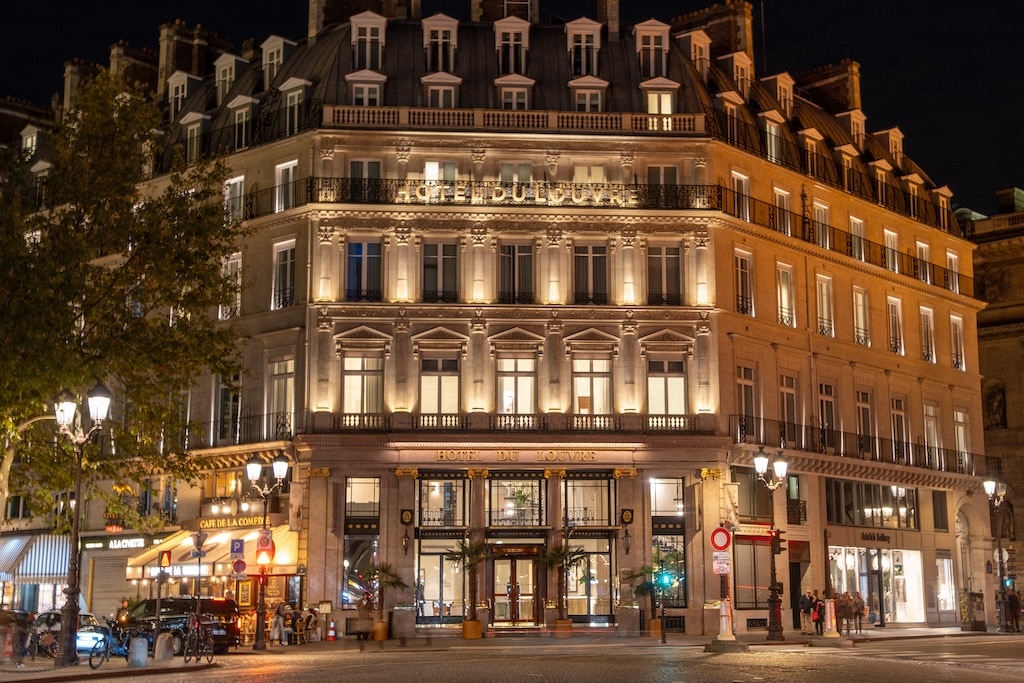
983,478,1008,632
754,446,788,642
54,382,112,666
246,453,289,651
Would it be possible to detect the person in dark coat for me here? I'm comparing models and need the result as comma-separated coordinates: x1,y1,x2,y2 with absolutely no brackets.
799,590,814,634
813,592,826,636
1007,589,1022,632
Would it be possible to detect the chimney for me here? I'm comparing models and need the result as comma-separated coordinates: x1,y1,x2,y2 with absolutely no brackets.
670,0,754,63
597,0,620,41
157,20,232,98
996,188,1024,215
794,59,862,114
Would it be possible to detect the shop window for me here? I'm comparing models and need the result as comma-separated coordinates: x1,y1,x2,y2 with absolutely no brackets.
490,477,544,526
563,477,610,526
650,478,685,517
418,476,466,527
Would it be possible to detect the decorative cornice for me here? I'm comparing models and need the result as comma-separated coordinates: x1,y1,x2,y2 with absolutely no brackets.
308,467,331,479
467,468,489,479
395,467,419,479
544,468,566,479
700,468,722,480
613,468,638,479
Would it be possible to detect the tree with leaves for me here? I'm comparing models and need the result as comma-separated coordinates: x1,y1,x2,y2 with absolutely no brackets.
540,542,587,621
364,562,409,623
0,69,245,529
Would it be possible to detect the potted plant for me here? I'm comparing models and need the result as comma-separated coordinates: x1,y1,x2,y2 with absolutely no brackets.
540,542,587,637
623,565,659,637
364,562,409,641
444,539,490,639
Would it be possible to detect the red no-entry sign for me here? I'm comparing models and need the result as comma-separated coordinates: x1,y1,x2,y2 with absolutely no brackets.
710,527,732,551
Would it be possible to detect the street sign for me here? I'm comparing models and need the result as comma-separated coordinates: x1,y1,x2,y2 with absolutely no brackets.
232,559,247,574
230,539,245,559
710,527,732,551
159,550,172,569
712,551,731,575
190,549,206,558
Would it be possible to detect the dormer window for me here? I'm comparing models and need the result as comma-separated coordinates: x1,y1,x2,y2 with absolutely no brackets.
718,52,753,98
566,19,601,77
261,36,296,90
761,73,794,117
167,71,201,121
346,70,387,106
677,30,711,80
20,125,38,156
635,20,669,79
869,159,893,207
227,96,258,151
180,112,209,164
352,11,387,71
641,78,680,131
838,109,867,146
495,16,530,75
423,14,458,73
569,76,608,112
496,74,535,110
421,72,462,108
759,110,785,164
214,54,244,105
280,77,311,135
798,128,825,178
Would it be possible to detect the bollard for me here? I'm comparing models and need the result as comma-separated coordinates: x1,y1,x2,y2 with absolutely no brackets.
127,637,149,668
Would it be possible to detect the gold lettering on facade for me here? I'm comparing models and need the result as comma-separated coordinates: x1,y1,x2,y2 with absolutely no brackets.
535,450,596,462
436,449,484,462
308,468,331,479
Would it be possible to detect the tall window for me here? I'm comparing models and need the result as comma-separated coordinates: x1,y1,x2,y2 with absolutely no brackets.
224,176,245,222
572,358,612,414
263,45,283,88
220,252,241,320
916,241,932,283
646,91,673,131
647,359,686,415
891,397,908,463
269,358,294,440
498,30,526,74
498,244,534,304
816,275,834,336
500,162,532,185
884,230,899,272
186,123,202,164
954,409,969,470
497,357,536,415
275,160,298,212
346,241,383,301
216,62,235,105
427,28,455,72
765,121,782,164
920,307,935,362
350,159,382,201
923,404,940,468
731,172,750,221
776,264,795,327
819,383,837,452
887,297,903,355
272,240,296,309
779,374,798,447
774,188,791,235
856,390,874,458
735,250,753,316
853,288,870,346
423,242,458,303
648,246,682,305
638,33,665,78
355,25,383,70
285,88,305,135
420,358,460,417
233,108,251,150
343,356,384,415
570,32,598,76
737,365,757,440
849,217,865,261
573,245,609,305
813,202,831,249
946,251,960,293
216,374,240,443
950,316,966,370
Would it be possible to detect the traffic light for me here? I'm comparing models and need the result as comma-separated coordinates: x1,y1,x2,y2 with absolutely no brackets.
771,529,786,555
658,570,673,589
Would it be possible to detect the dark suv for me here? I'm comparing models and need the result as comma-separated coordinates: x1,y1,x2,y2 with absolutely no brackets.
115,597,240,654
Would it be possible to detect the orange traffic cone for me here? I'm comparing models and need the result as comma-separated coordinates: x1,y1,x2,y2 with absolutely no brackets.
327,620,337,641
2,627,13,663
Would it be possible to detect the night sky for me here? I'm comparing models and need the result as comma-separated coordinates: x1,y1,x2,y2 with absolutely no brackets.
4,0,1021,214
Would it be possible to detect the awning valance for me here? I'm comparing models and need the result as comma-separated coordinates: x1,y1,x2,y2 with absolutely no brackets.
0,535,32,582
15,534,69,584
126,525,299,580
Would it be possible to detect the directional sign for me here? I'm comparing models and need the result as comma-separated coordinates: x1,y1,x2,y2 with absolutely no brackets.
190,549,207,559
712,551,731,575
710,527,732,551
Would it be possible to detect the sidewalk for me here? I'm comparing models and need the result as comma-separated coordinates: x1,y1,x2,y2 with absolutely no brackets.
0,624,1004,682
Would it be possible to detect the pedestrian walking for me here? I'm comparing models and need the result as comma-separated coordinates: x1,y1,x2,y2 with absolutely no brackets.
852,591,865,634
799,590,814,634
1006,589,1021,632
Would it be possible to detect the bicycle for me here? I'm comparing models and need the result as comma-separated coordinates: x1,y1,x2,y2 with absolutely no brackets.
28,629,60,660
182,612,214,664
88,619,139,670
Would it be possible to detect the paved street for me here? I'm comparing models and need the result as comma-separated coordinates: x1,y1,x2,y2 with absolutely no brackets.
1,628,1021,683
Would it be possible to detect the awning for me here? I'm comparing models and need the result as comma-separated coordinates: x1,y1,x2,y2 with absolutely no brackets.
0,535,32,582
126,526,299,580
15,534,70,584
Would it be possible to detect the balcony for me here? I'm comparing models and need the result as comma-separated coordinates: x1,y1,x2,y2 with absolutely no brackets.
731,414,979,475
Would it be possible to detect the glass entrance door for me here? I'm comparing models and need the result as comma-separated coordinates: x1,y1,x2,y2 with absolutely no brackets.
493,556,535,624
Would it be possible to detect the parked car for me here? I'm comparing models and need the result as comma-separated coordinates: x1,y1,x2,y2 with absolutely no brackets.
34,610,110,653
114,597,240,654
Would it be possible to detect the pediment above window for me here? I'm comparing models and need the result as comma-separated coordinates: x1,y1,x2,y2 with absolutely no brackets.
568,75,608,89
279,77,312,92
334,325,393,357
638,328,695,357
226,95,259,109
345,70,388,84
421,72,463,86
411,326,470,358
563,328,620,357
494,73,535,88
488,327,545,357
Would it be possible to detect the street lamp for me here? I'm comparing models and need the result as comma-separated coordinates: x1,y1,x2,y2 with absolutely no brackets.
53,382,112,666
754,446,788,642
246,453,289,651
983,478,1008,632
